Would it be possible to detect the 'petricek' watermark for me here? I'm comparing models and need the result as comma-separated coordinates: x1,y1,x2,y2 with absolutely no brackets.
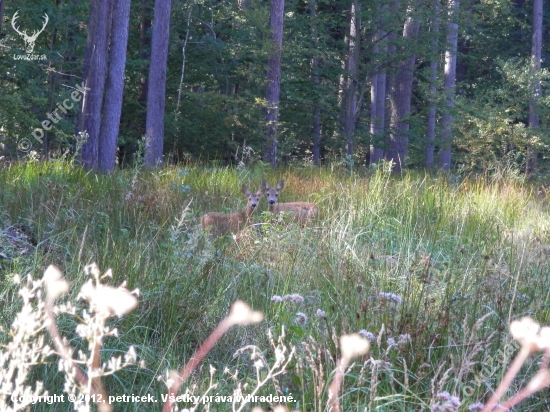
462,340,520,396
17,82,90,152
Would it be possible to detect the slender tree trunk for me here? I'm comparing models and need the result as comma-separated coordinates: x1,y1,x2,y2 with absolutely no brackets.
139,0,153,107
438,0,459,171
264,0,285,168
0,0,5,34
43,15,59,159
98,0,131,173
426,0,440,169
370,73,387,164
386,1,420,172
370,7,387,165
79,0,113,170
383,0,401,152
526,0,542,175
332,12,351,149
343,0,360,162
44,72,56,158
175,7,192,120
310,0,321,166
144,0,172,167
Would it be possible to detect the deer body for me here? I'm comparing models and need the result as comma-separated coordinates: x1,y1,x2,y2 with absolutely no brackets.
201,185,264,237
263,179,318,224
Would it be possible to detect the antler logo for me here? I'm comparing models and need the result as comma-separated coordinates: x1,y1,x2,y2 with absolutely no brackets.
11,11,49,54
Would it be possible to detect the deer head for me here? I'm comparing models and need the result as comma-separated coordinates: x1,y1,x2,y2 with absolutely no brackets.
12,11,49,54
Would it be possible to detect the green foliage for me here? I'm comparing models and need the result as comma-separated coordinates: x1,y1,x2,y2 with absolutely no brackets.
452,58,550,173
1,0,548,172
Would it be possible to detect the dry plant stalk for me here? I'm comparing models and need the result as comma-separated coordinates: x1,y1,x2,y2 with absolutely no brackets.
327,334,370,412
230,329,296,412
0,274,53,410
481,317,550,411
0,264,139,412
162,301,263,412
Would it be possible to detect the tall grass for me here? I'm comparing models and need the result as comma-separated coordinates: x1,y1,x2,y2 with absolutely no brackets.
1,159,550,410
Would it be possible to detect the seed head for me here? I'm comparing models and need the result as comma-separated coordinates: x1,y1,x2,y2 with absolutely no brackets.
340,333,370,360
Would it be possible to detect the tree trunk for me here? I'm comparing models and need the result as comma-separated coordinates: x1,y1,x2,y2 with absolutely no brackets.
384,0,400,159
426,0,440,169
44,71,56,158
98,0,132,173
437,0,459,172
43,16,59,159
331,14,350,151
370,73,387,165
386,1,420,172
370,8,387,165
343,0,360,163
310,0,321,166
0,0,5,34
264,0,285,168
526,0,542,175
144,0,172,168
78,0,113,170
139,0,153,107
175,7,192,120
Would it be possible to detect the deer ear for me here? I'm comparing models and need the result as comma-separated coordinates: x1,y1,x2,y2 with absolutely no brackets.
262,177,269,189
242,185,251,196
277,180,285,190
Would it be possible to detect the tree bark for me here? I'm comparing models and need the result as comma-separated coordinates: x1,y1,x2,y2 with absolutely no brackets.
43,15,60,158
98,0,132,173
310,0,321,166
437,0,459,172
78,0,113,170
144,0,172,168
44,71,56,158
384,0,400,160
370,7,387,165
139,0,153,106
525,0,542,176
264,0,285,168
426,0,440,169
343,0,360,163
386,1,420,172
175,7,192,121
0,0,5,34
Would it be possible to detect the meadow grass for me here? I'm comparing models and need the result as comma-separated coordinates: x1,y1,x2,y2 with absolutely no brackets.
1,159,550,411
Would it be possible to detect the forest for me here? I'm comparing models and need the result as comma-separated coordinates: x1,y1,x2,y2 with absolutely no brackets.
2,1,550,412
0,0,548,174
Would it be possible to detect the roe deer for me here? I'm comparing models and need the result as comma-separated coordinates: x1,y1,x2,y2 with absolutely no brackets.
263,179,319,225
200,185,264,237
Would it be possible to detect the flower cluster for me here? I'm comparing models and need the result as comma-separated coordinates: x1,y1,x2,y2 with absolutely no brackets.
378,292,403,305
431,391,461,412
510,317,550,352
271,293,305,304
358,329,376,343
